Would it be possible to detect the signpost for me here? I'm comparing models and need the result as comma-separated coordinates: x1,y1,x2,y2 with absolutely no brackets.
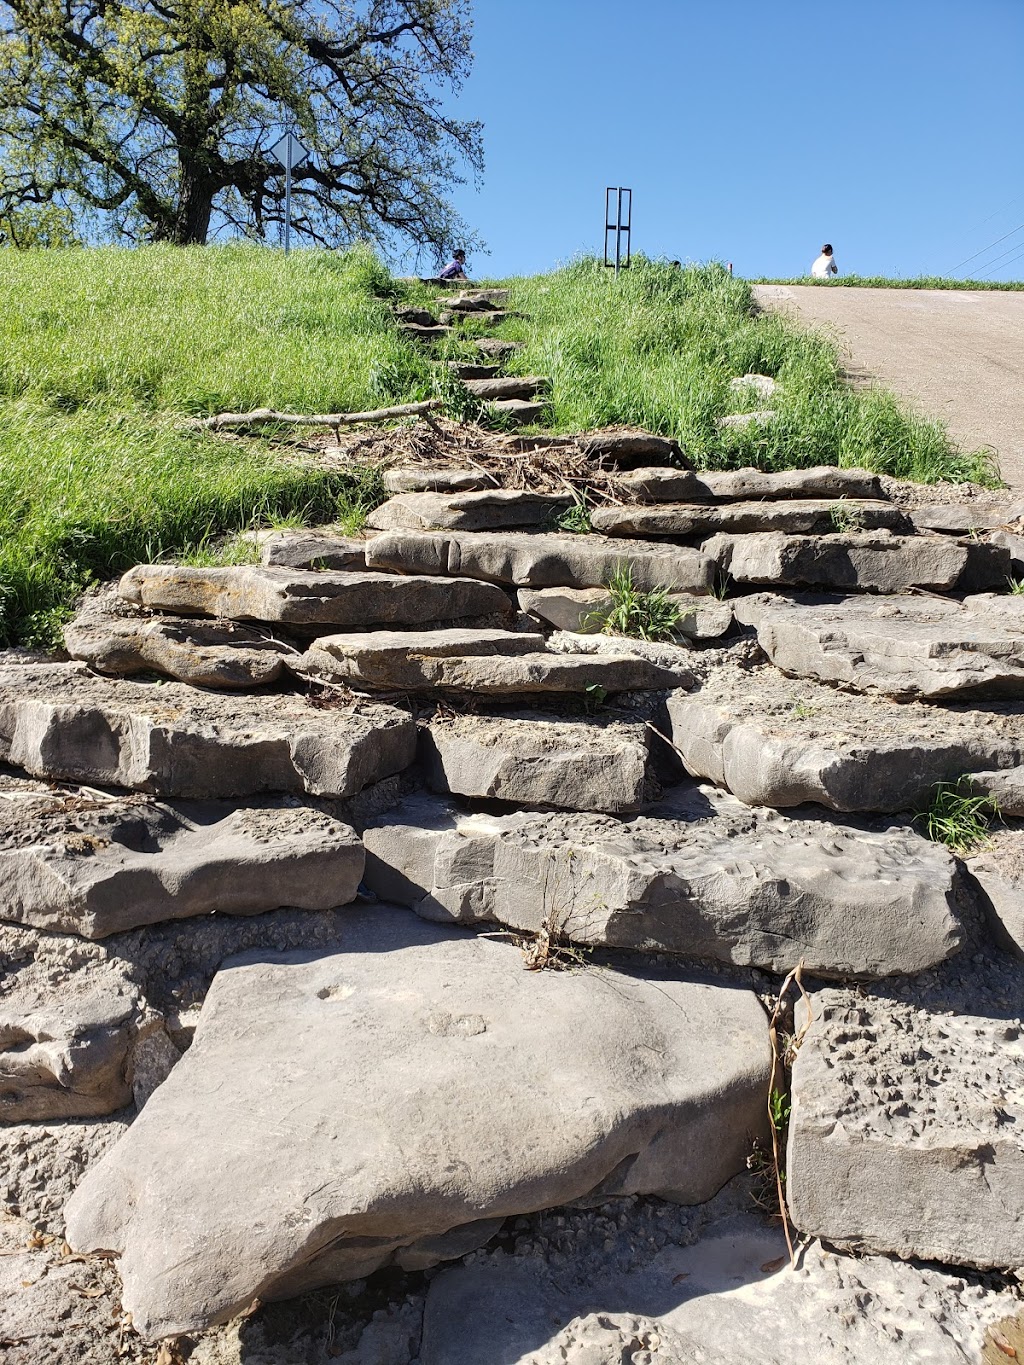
270,131,309,255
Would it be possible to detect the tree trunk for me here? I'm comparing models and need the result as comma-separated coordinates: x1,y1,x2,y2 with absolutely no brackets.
171,169,214,245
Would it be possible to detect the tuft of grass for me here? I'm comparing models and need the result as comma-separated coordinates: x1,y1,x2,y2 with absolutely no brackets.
583,565,683,642
915,779,1001,854
1007,577,1024,595
556,493,593,535
829,499,867,533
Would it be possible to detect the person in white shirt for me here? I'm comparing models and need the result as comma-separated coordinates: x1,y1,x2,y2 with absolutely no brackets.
811,244,838,279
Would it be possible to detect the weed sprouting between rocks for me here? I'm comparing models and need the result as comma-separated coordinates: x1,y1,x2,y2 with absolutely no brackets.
915,779,1001,854
582,565,683,642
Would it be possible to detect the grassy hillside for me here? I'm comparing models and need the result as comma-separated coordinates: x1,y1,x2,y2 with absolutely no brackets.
756,275,1024,291
0,246,996,647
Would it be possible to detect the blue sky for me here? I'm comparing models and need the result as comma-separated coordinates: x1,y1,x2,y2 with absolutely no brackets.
442,0,1024,281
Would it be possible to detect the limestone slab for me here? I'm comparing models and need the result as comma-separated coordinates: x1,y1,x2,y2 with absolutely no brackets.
365,529,716,593
718,409,776,430
299,629,677,694
579,430,684,467
422,712,655,812
666,657,1024,812
64,591,292,690
462,375,547,401
363,787,963,978
733,592,1024,699
120,563,512,630
614,466,706,501
367,491,568,533
967,831,1024,956
0,662,416,799
910,502,1024,535
473,337,523,359
488,398,546,425
728,372,778,398
0,786,362,938
694,466,883,502
258,530,367,570
64,908,771,1337
383,468,490,494
706,531,1008,592
519,587,730,640
592,499,907,538
788,988,1024,1269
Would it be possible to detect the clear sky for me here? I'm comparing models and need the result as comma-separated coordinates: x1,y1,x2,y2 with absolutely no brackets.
441,0,1024,281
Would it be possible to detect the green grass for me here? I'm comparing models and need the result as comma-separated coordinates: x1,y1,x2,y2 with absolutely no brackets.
0,246,1002,646
582,565,683,642
756,275,1024,291
915,780,1001,854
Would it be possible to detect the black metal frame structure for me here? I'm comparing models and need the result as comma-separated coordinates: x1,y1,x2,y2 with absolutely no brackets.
604,186,632,275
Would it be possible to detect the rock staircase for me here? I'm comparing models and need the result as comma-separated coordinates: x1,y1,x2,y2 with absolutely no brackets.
4,434,1024,1350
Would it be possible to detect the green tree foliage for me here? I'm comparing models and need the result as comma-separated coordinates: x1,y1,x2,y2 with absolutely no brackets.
0,0,483,250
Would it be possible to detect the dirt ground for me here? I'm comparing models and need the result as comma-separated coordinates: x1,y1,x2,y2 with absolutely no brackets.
753,285,1024,494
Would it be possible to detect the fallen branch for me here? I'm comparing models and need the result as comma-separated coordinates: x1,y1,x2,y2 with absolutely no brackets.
767,961,812,1268
202,400,442,432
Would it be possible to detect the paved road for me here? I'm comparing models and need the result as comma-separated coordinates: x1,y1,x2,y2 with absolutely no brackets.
753,285,1024,491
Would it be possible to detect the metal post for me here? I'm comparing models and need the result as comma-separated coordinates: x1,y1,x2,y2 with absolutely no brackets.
604,187,632,275
284,142,292,256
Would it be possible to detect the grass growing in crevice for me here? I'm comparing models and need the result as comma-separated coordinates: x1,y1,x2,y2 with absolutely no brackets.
582,565,683,642
915,779,1001,854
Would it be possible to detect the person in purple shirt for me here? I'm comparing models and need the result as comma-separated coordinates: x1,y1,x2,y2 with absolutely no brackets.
437,249,468,281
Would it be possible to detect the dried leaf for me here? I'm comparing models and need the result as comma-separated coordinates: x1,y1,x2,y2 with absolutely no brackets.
154,1343,187,1365
991,1330,1018,1359
760,1256,787,1273
26,1230,54,1250
671,1272,690,1284
69,1282,107,1298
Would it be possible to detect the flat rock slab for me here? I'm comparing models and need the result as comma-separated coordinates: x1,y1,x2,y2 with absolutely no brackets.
299,629,678,695
544,630,695,681
520,587,731,640
64,908,771,1337
64,591,293,690
706,531,1008,592
367,491,569,533
473,337,523,358
365,529,716,593
667,656,1024,812
0,785,362,938
734,592,1024,699
1,973,150,1121
592,499,907,539
363,787,963,978
579,430,685,468
488,398,546,425
0,662,416,799
967,831,1024,957
383,468,491,494
120,563,512,631
788,987,1024,1269
462,375,548,401
911,502,1024,535
257,530,367,570
614,466,706,501
422,712,656,812
695,466,883,502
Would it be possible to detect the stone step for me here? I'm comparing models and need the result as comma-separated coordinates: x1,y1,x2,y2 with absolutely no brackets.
0,783,362,939
909,501,1024,535
967,830,1024,957
696,466,883,502
734,592,1024,699
383,467,492,494
400,323,451,343
120,564,513,631
363,787,963,979
667,655,1024,813
364,529,717,594
472,337,523,359
462,375,548,402
718,409,776,430
298,628,682,695
788,984,1024,1270
438,289,510,309
706,531,1009,593
257,530,367,571
64,907,770,1338
0,662,416,799
579,429,684,469
445,361,501,380
64,590,293,690
394,307,438,327
518,586,732,639
592,499,909,539
422,711,657,812
367,491,570,533
488,398,545,425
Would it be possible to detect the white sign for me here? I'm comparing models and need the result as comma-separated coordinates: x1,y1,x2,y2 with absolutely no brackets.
270,132,309,170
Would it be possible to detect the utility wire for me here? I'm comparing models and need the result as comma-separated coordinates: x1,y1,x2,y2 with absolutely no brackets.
966,235,1024,276
948,221,1024,275
949,194,1024,246
977,242,1024,280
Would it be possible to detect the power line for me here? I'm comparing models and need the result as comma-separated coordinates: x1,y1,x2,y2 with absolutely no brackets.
977,242,1024,280
950,194,1024,247
947,221,1024,275
966,234,1024,276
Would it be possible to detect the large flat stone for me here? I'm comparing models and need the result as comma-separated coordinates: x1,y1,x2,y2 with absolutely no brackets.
365,529,716,593
64,590,293,690
733,592,1024,699
366,491,570,532
967,831,1024,957
257,530,368,570
706,532,1008,592
579,430,685,467
383,468,491,494
519,587,731,639
788,988,1024,1269
667,656,1024,812
120,564,513,630
0,785,362,938
695,466,883,501
614,467,706,501
363,787,963,978
593,500,908,538
422,712,655,812
462,375,548,401
910,501,1024,535
64,908,771,1337
0,662,416,799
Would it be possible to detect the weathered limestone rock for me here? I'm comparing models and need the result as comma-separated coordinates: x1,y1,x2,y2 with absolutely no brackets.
473,337,523,359
422,712,655,812
120,563,513,630
299,629,678,694
733,592,1024,699
445,360,499,379
788,988,1024,1269
363,787,963,978
1,974,151,1121
592,499,907,539
443,288,509,308
718,409,776,430
967,766,1024,814
0,786,362,937
695,466,883,502
0,662,416,799
910,502,1024,535
367,490,570,533
487,398,546,425
667,658,1024,812
728,372,778,398
462,375,548,401
544,630,694,680
383,468,490,494
365,529,716,593
614,466,706,501
706,531,1008,592
990,528,1024,575
258,530,368,570
520,589,732,641
64,591,293,690
64,908,771,1337
394,307,437,326
400,323,450,343
967,832,1024,956
579,430,685,467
